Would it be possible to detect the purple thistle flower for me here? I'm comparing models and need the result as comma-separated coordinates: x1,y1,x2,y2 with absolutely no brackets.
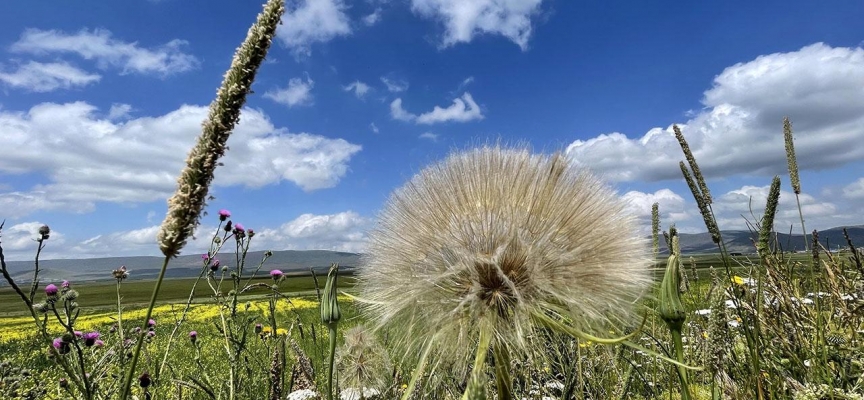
247,229,255,238
254,323,263,334
74,331,83,338
202,253,210,261
210,259,220,271
219,209,231,221
83,331,100,347
234,223,245,234
94,340,105,348
45,284,58,296
147,331,156,338
189,331,198,344
147,319,156,328
61,280,70,288
270,269,283,281
53,338,70,355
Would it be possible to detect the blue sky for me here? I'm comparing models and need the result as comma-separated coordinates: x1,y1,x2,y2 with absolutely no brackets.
1,0,863,260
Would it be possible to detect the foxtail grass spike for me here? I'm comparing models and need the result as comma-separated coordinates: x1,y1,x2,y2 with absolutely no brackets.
757,176,781,257
651,202,660,257
157,0,286,258
680,161,720,244
784,117,808,251
122,2,285,399
783,117,801,195
674,125,711,205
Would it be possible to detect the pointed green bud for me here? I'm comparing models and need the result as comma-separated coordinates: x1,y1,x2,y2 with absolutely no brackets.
320,263,341,325
658,235,686,331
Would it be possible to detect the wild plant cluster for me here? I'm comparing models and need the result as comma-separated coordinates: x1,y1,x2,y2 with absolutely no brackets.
0,0,862,399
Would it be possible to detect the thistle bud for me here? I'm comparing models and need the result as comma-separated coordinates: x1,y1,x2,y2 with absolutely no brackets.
38,225,50,240
320,264,341,325
658,236,686,330
138,372,151,388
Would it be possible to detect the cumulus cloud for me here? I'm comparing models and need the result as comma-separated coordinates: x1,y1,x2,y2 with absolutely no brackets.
1,211,371,260
389,98,416,122
0,61,101,92
622,189,690,227
391,92,484,124
711,184,841,231
0,222,66,253
264,76,314,107
10,28,198,75
0,102,361,217
369,122,379,133
419,132,439,141
380,76,408,92
363,8,383,26
107,103,133,120
410,0,545,49
256,211,371,253
843,177,864,200
277,0,351,57
343,80,371,98
416,92,483,124
566,43,864,183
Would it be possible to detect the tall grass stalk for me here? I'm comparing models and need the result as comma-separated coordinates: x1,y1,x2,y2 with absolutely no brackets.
783,117,808,251
119,0,284,397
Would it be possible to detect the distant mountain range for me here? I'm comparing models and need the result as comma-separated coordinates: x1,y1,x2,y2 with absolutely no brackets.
3,225,863,284
1,250,361,284
657,225,864,254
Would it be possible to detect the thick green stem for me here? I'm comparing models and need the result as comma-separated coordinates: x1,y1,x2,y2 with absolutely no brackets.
120,255,171,399
327,322,338,400
461,328,492,400
492,340,513,400
670,328,691,400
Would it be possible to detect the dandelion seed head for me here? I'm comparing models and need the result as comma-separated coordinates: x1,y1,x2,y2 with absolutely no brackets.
356,145,652,373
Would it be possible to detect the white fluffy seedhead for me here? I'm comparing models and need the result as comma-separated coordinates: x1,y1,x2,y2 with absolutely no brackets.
356,145,653,376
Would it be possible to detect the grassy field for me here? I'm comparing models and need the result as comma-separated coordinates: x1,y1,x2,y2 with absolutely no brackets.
0,273,356,317
0,253,813,316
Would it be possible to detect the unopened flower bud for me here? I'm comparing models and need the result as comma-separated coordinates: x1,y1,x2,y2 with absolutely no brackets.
320,264,341,325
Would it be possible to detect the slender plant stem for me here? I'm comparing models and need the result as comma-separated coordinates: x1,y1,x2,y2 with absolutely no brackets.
120,255,171,400
326,322,338,400
670,329,691,400
492,340,513,400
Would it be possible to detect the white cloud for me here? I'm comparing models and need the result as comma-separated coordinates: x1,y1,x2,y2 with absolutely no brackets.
343,80,371,98
369,122,379,133
107,103,133,120
1,212,371,260
622,189,690,227
380,76,408,92
391,93,484,124
264,76,314,107
0,61,101,92
0,222,66,252
390,98,417,122
712,184,841,231
11,28,198,75
410,0,545,50
843,177,864,200
363,8,383,26
256,211,371,253
416,92,483,124
566,43,864,183
419,132,439,141
277,0,351,57
0,102,361,218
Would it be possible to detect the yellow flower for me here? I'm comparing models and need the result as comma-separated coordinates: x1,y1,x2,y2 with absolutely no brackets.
731,275,746,285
